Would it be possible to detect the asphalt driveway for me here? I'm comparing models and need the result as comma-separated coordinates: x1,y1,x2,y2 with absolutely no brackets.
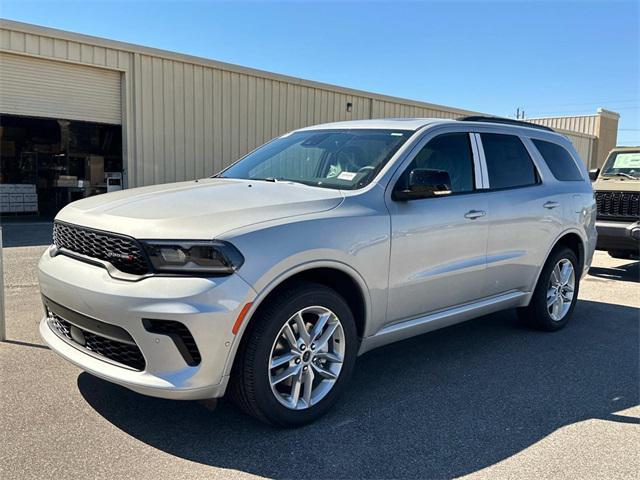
0,232,638,479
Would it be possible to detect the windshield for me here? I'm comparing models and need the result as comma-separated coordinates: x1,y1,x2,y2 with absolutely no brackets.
219,129,414,190
602,150,640,178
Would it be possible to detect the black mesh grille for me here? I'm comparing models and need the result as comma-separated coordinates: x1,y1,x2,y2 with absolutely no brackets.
595,191,640,220
48,312,146,371
53,222,150,275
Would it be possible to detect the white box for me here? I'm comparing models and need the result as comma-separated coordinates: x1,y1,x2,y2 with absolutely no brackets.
23,202,38,212
9,193,23,203
1,184,19,193
18,184,36,193
23,193,37,203
10,204,24,212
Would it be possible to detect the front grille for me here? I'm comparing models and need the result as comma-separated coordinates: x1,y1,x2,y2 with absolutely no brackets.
48,311,146,371
53,221,150,275
595,191,640,220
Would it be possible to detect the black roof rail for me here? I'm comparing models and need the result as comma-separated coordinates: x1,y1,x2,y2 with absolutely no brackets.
457,115,555,132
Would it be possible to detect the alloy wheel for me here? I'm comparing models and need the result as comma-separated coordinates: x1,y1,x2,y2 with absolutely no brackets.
268,306,345,410
547,258,575,321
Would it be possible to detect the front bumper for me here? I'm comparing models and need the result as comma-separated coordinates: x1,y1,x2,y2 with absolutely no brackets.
595,219,640,252
38,247,256,400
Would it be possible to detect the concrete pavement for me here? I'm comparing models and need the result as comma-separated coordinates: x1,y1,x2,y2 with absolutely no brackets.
0,242,638,479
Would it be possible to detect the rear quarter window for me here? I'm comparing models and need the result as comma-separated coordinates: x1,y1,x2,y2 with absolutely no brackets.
532,139,583,181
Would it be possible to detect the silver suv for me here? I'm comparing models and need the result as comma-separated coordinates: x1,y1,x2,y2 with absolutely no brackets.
39,117,597,426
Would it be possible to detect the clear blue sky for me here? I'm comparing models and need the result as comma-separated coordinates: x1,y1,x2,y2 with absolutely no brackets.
2,0,638,144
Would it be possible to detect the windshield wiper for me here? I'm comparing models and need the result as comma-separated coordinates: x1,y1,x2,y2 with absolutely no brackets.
605,172,638,180
251,177,312,186
252,177,278,182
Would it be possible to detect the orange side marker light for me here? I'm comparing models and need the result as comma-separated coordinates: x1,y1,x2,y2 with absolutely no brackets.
232,302,253,335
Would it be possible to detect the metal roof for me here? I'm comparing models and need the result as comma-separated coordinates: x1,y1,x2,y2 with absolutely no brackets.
296,118,447,131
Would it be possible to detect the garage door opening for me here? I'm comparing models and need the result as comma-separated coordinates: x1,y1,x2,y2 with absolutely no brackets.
0,114,123,219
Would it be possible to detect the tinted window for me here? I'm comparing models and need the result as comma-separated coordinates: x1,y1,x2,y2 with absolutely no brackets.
481,133,538,189
399,133,475,194
532,139,583,181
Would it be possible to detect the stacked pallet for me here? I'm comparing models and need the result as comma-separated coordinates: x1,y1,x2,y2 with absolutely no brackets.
0,184,38,214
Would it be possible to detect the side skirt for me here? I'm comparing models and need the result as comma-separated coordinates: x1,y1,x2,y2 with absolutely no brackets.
358,290,530,354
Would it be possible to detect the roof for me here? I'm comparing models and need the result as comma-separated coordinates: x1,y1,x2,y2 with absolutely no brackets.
0,19,480,118
296,118,448,131
296,117,567,135
611,145,640,151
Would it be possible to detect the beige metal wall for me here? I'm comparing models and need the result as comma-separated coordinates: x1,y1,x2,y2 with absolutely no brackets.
0,19,609,187
0,19,481,187
526,109,619,168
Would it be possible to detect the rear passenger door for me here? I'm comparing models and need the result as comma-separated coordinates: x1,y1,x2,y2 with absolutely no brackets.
477,132,562,296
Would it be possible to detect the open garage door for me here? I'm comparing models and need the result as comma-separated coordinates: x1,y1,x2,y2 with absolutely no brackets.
0,52,121,124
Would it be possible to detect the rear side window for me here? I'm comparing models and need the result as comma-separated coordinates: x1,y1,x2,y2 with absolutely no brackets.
532,139,583,181
480,133,538,189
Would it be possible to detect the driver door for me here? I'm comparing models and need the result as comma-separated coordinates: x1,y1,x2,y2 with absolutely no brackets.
385,131,489,324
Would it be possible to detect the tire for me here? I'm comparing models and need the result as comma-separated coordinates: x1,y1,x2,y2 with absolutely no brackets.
517,247,580,331
608,250,639,260
230,282,358,427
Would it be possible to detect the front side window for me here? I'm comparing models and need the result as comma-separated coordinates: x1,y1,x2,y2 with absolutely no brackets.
481,133,538,189
601,150,640,178
397,132,475,194
532,139,583,181
219,129,413,190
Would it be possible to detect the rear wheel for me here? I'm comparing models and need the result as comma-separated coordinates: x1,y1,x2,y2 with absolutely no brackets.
231,282,357,427
518,247,580,331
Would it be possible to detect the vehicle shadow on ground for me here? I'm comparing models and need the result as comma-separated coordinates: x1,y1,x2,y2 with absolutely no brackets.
588,260,639,283
78,300,639,479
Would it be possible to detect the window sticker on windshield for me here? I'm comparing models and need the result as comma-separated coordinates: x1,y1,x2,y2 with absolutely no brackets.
390,132,404,136
337,171,357,181
612,153,640,169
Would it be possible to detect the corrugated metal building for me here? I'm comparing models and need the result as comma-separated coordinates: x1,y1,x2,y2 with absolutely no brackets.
525,108,620,169
0,19,619,216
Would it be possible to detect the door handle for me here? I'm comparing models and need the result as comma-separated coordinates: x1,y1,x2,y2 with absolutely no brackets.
464,210,486,220
543,201,560,209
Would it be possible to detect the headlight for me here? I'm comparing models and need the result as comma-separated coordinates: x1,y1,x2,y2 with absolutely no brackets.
142,240,244,275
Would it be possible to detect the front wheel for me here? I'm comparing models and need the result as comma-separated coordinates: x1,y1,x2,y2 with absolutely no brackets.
231,282,357,427
517,247,580,331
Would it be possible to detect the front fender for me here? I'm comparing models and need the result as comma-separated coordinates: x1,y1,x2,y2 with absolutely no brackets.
219,210,391,377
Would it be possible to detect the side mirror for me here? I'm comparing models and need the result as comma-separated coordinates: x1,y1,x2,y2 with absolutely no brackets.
393,168,452,201
589,168,600,181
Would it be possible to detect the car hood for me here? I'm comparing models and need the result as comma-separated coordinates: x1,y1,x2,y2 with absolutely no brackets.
593,177,640,193
56,178,344,239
